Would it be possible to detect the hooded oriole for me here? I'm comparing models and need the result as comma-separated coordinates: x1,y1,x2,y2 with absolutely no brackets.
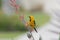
20,15,37,33
28,16,37,33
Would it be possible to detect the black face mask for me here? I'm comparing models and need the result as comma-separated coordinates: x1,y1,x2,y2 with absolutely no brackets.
29,16,31,21
30,19,31,21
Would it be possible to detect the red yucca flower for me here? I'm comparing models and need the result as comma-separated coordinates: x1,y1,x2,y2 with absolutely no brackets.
10,0,20,14
10,0,25,22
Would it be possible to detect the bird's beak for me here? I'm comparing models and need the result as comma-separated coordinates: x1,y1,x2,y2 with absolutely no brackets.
29,16,30,18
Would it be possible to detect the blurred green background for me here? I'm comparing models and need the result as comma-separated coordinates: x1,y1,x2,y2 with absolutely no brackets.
0,0,50,39
0,11,50,31
0,11,50,38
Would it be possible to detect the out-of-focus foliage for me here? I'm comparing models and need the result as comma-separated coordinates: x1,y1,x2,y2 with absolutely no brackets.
0,13,27,31
0,10,50,31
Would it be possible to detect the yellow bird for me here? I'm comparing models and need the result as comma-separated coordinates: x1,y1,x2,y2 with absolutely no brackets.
20,15,37,33
28,16,38,33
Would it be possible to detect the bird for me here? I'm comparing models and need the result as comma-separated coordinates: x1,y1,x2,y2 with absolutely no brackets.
20,15,38,33
28,16,38,33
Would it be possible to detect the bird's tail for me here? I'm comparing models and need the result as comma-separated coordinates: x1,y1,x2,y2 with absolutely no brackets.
34,27,38,33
